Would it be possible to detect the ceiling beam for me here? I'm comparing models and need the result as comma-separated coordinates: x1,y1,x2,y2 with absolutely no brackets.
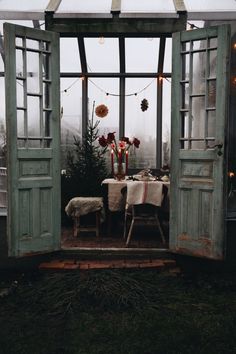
157,37,166,74
0,11,44,20
77,37,88,74
111,0,121,14
46,0,62,13
119,37,125,73
32,20,41,29
173,0,187,13
48,16,187,36
59,72,171,78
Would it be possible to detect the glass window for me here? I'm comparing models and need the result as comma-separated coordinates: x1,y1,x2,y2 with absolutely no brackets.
57,0,112,13
163,38,172,73
125,78,157,169
60,78,83,168
88,78,119,136
121,0,176,13
84,38,119,73
126,38,160,73
162,78,171,166
60,38,81,72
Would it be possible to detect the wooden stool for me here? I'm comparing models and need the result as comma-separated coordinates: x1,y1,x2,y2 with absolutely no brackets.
65,197,103,238
73,210,101,237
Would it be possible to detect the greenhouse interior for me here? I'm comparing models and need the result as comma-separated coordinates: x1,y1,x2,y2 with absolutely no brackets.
0,0,236,260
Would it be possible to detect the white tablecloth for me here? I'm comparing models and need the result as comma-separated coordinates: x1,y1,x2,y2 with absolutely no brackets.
102,178,169,211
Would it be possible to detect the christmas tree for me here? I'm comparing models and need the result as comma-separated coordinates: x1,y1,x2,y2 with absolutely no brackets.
62,101,108,202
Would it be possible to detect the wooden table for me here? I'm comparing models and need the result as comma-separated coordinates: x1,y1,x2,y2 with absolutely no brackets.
102,178,170,236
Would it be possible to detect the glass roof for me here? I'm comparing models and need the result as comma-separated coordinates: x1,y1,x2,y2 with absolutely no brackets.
0,0,48,11
0,0,236,20
121,0,176,13
184,0,236,11
57,0,112,13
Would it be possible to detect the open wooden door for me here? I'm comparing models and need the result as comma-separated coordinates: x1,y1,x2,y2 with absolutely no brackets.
4,23,61,256
170,25,230,260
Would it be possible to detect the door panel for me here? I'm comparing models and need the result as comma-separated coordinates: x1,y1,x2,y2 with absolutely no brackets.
170,25,230,260
4,23,60,256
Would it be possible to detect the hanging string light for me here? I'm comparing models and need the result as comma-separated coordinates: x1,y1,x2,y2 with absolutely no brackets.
61,75,170,95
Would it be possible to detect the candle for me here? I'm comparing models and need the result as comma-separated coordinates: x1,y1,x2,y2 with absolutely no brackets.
111,149,114,174
118,148,122,164
125,150,128,174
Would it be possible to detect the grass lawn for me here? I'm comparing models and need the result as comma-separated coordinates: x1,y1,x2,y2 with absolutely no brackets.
0,266,236,354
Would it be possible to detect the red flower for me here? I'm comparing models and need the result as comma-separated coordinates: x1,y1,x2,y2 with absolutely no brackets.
121,137,132,145
133,138,140,148
107,132,116,144
98,135,107,147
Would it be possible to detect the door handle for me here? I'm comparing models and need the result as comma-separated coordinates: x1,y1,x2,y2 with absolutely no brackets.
213,143,223,156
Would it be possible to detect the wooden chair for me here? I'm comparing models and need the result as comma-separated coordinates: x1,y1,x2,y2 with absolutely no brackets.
122,184,168,246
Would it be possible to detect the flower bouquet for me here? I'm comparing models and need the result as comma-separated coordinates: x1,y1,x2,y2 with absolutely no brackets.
98,132,140,180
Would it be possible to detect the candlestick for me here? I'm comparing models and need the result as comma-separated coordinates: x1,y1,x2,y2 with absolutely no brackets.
111,149,114,175
125,150,128,175
118,149,122,164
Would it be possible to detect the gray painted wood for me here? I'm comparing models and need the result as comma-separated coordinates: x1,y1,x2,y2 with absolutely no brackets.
4,23,61,256
170,25,230,260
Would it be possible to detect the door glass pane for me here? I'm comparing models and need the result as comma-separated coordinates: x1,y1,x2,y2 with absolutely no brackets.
181,82,189,109
209,37,218,48
17,110,25,137
191,96,205,144
209,50,217,77
27,51,40,94
27,96,40,137
207,80,216,108
125,78,157,169
26,39,39,50
16,82,24,108
15,37,23,47
181,53,189,80
16,49,24,77
207,110,216,139
193,39,206,50
192,51,206,95
181,112,189,139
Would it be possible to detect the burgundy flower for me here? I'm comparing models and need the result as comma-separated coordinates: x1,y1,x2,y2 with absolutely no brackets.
98,135,107,147
107,132,116,144
121,137,132,145
133,137,140,148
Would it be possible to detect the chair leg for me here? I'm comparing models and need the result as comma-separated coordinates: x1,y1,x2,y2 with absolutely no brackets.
95,211,100,237
123,211,128,240
73,216,80,237
155,214,166,244
126,218,135,246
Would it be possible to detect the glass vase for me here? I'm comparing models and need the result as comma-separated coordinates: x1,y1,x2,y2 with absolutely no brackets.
113,161,126,181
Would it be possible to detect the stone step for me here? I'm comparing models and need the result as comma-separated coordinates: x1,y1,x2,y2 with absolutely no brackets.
39,258,178,272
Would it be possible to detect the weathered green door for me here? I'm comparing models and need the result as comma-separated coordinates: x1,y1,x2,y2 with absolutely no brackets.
170,25,230,259
4,23,61,256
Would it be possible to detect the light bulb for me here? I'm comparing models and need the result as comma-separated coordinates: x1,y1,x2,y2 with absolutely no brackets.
98,36,105,44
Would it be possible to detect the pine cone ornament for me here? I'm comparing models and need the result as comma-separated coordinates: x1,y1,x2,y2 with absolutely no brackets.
140,98,149,112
